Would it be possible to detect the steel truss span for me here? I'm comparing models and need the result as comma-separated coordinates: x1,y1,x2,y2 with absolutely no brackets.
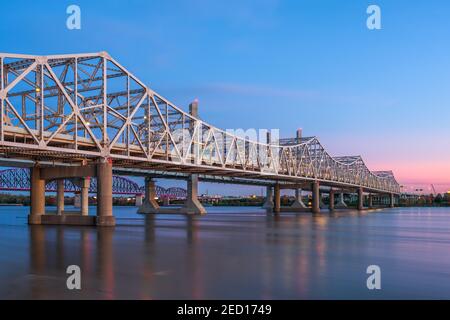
0,168,187,198
0,52,400,194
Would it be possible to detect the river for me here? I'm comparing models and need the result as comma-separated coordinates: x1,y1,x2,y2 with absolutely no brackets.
0,206,449,299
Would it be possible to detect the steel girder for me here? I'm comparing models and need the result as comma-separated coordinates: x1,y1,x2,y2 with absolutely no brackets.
0,52,400,194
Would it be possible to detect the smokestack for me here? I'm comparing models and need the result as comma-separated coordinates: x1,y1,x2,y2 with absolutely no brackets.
296,128,302,143
189,98,199,117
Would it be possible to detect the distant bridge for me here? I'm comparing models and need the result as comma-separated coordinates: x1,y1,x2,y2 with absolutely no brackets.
0,168,187,198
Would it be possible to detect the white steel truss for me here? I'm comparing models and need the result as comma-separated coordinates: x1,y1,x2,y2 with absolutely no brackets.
0,52,400,194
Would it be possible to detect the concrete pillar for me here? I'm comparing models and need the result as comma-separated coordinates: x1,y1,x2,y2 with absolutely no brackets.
184,174,206,215
390,193,395,208
336,192,347,208
96,159,115,227
329,189,335,211
135,194,143,207
273,183,281,214
262,186,274,211
29,165,45,225
137,177,160,213
56,179,64,215
163,196,170,206
81,177,90,216
319,192,326,209
291,188,307,209
368,194,373,208
311,181,320,214
357,188,364,210
74,193,81,208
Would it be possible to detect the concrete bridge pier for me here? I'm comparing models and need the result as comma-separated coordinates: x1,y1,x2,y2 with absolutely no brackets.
368,194,373,208
27,160,114,226
135,194,143,207
262,186,274,212
163,196,170,206
273,183,281,214
183,174,206,215
291,188,308,210
28,165,45,225
357,187,364,210
79,178,90,216
390,193,395,208
74,193,81,208
319,192,326,209
137,177,160,213
311,181,320,214
56,180,64,215
96,160,115,227
328,189,335,211
335,192,347,208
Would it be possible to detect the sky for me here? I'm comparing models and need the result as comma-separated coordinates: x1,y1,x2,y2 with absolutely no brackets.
1,0,449,195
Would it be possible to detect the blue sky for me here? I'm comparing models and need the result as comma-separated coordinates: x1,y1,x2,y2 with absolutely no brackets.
1,0,449,194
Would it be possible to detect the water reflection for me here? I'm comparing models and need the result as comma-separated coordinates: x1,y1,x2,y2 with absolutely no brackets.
2,207,450,299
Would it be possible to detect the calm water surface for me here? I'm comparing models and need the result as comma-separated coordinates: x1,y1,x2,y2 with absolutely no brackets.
0,205,449,299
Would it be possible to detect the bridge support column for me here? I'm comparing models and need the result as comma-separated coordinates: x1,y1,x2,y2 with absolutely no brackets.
291,188,308,210
74,193,81,208
357,188,364,210
81,177,90,216
163,196,170,206
184,175,206,215
329,189,335,211
273,184,281,214
336,192,347,208
368,194,373,208
56,180,64,215
135,194,143,207
96,160,115,227
28,166,45,225
312,181,320,214
137,177,160,213
390,193,395,208
262,186,274,212
319,192,326,209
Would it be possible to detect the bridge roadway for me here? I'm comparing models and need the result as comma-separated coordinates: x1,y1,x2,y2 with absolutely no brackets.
0,52,400,226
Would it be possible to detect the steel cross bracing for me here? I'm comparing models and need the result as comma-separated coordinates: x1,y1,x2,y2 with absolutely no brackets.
0,168,187,198
0,52,400,194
